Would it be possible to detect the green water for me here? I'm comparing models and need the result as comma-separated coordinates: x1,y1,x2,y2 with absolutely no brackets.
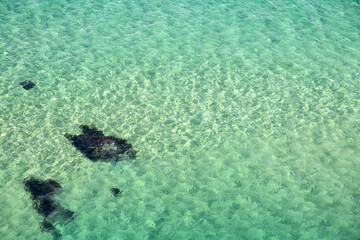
1,0,360,239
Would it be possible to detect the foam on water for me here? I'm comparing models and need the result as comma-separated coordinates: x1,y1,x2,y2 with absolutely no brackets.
1,0,360,239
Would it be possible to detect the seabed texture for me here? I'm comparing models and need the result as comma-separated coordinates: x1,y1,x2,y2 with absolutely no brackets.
0,0,360,239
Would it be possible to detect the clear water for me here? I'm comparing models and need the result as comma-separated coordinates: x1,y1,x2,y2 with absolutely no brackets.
1,0,360,239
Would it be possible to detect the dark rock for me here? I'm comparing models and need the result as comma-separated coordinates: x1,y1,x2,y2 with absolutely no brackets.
33,198,60,217
40,220,62,240
111,188,122,197
24,177,74,240
24,178,62,200
19,81,35,90
65,125,136,162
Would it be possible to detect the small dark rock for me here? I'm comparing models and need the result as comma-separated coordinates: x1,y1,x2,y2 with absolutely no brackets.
111,188,122,197
24,177,74,240
65,125,136,162
19,81,36,90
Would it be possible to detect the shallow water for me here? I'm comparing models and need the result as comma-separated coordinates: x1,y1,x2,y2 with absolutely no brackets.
1,0,360,239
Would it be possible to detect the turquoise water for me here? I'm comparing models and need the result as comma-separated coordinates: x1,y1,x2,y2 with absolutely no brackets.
1,0,360,239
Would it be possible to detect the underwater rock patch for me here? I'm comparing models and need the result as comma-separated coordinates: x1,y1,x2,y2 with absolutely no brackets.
111,188,122,197
19,81,35,90
65,125,136,162
23,177,74,240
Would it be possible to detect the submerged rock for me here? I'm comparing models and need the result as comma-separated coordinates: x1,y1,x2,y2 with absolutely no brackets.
24,177,74,240
40,220,62,240
111,188,122,197
19,81,35,90
65,125,136,162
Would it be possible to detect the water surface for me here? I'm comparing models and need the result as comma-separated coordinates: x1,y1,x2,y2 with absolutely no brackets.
1,0,360,239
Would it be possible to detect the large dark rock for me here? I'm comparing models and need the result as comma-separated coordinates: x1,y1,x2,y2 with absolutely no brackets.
65,125,136,162
24,177,74,240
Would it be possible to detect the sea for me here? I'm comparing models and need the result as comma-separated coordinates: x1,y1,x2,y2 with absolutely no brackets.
0,0,360,239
